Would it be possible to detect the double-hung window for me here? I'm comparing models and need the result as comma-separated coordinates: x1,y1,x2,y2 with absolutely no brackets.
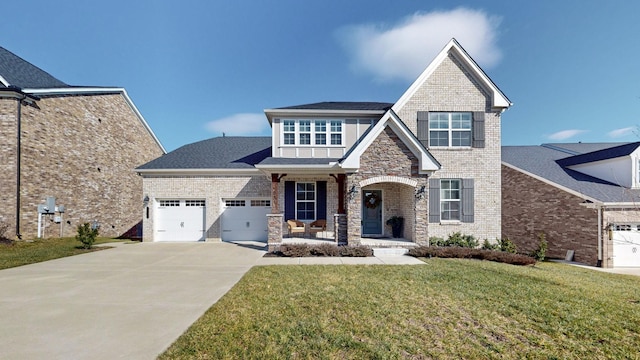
281,119,343,146
296,182,315,220
440,179,461,221
330,120,342,145
299,120,311,145
315,120,327,145
429,112,472,147
283,120,295,145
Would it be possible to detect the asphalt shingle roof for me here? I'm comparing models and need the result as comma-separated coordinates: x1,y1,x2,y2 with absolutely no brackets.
275,102,393,111
556,142,640,167
502,143,640,203
0,47,69,89
137,136,272,170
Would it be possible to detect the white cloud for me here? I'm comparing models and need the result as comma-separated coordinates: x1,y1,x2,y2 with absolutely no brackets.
547,129,588,141
608,126,636,138
204,113,269,136
337,8,502,82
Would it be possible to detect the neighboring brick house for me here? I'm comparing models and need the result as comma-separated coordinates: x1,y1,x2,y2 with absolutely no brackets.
502,142,640,268
137,39,511,248
0,47,165,239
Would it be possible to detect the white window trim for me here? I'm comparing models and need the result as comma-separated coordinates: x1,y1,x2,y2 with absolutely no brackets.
428,112,472,148
280,119,344,147
295,182,316,221
440,179,461,222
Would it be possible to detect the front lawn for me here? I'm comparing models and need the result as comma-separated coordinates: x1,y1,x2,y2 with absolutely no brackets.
161,259,640,359
0,237,125,270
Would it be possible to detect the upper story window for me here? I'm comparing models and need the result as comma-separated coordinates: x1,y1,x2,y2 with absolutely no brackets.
283,120,295,145
280,119,344,146
428,112,472,147
330,120,342,145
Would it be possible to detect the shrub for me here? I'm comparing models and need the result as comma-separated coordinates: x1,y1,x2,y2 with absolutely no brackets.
407,246,536,266
430,232,478,248
339,245,374,257
0,220,12,245
273,244,374,257
76,222,99,249
481,239,499,251
499,237,517,253
531,233,548,261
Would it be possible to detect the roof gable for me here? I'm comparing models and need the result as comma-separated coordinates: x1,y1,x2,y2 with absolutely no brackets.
0,47,69,89
392,38,511,112
340,110,440,173
556,142,640,167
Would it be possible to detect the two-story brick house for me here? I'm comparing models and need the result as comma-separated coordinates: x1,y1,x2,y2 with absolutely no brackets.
0,46,165,239
137,39,511,246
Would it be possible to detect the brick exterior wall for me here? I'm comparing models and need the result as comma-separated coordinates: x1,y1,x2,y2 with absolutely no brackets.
0,99,18,235
0,94,164,239
502,165,601,266
141,175,271,241
394,53,502,241
346,127,428,244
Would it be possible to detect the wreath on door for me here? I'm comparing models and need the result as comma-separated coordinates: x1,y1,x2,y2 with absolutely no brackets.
364,192,381,209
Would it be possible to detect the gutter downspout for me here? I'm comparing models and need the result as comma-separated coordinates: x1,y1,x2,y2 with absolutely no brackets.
15,97,22,239
597,205,603,267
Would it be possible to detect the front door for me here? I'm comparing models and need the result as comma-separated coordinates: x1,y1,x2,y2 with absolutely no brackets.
362,190,382,236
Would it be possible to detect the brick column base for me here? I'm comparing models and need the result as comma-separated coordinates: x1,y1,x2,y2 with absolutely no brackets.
334,213,347,245
267,213,283,252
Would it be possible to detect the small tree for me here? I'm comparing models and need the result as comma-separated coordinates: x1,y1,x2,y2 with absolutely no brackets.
76,222,99,249
531,233,547,261
499,237,517,253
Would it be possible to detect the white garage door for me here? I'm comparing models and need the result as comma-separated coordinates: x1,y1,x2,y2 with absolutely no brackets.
612,225,640,267
221,199,270,242
155,199,206,242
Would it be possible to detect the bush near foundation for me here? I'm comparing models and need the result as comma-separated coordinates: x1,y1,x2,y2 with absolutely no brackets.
408,246,536,266
274,244,373,257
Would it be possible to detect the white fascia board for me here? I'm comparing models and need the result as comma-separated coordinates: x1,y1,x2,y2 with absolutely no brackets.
502,162,602,204
264,108,386,124
136,168,262,176
0,75,9,87
392,39,512,113
341,111,440,173
24,87,166,154
254,164,341,174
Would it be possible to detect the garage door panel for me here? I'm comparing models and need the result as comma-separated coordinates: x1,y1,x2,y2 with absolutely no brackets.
612,229,640,267
221,199,269,242
155,200,205,242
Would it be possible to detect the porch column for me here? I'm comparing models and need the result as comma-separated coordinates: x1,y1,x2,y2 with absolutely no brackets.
271,174,281,213
333,213,347,244
414,177,429,245
267,213,284,252
346,175,362,245
336,174,346,214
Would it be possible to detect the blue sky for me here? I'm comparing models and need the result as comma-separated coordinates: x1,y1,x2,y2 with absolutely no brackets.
2,0,640,152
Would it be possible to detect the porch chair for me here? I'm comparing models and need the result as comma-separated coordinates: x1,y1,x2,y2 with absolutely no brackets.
308,219,326,238
286,219,306,238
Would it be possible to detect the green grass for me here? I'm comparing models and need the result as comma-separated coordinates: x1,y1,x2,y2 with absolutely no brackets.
0,237,126,270
161,259,640,359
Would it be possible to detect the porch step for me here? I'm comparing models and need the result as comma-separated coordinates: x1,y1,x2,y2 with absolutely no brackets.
372,247,409,257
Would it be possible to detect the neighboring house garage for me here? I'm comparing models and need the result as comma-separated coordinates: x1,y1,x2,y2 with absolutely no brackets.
502,142,640,268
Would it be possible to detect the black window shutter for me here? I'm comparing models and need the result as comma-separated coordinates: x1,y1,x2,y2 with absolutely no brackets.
284,181,295,220
417,111,429,148
316,181,327,220
472,112,485,148
461,178,474,223
428,178,440,223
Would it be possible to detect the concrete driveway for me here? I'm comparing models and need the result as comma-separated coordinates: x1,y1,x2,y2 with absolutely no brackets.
0,241,266,360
